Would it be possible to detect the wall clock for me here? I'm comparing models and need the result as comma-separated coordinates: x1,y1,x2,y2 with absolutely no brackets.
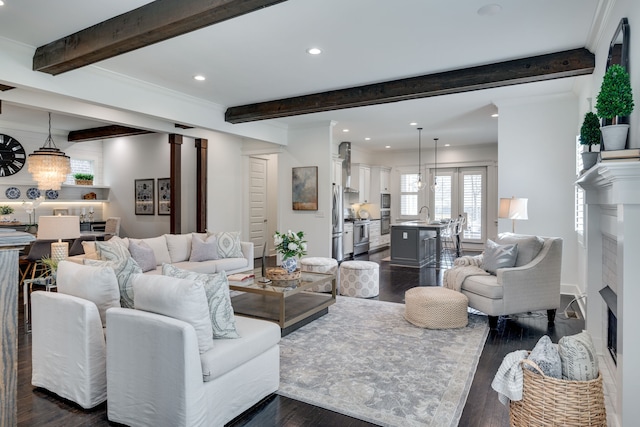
0,134,27,177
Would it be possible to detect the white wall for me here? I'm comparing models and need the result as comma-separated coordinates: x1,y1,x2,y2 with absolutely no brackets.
497,93,579,289
278,122,334,259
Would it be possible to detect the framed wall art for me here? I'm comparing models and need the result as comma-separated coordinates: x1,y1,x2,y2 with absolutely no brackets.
292,166,318,211
157,178,171,215
134,178,155,215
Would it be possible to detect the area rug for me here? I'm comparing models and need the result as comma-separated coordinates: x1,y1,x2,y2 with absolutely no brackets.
278,296,489,427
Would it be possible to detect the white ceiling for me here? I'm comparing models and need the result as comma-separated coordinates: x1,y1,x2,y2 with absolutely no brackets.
0,0,603,151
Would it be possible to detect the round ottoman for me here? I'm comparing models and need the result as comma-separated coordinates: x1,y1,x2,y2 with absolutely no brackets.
300,257,338,292
339,260,379,298
404,287,469,329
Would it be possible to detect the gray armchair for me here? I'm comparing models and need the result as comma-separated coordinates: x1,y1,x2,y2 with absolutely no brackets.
446,234,562,328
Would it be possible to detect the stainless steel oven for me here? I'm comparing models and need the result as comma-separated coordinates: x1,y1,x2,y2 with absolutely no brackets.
353,219,370,255
380,210,390,235
381,193,391,209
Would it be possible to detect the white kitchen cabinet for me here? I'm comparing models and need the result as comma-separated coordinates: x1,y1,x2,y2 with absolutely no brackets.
370,166,391,196
343,222,354,258
380,168,391,193
332,157,343,186
351,164,371,203
369,220,381,249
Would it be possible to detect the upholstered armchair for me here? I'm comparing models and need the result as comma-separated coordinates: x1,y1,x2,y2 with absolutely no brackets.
445,233,563,328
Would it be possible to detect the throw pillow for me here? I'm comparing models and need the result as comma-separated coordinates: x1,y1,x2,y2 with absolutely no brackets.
526,335,562,379
81,241,99,260
133,274,215,354
84,256,142,309
558,330,599,381
481,239,518,275
128,240,158,273
189,234,219,262
56,260,121,327
165,233,192,263
162,263,239,339
128,236,171,266
95,236,131,261
496,233,544,267
215,231,244,259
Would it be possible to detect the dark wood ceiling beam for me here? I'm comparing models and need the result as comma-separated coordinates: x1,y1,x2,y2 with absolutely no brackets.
225,48,595,124
33,0,288,75
68,125,153,142
0,84,15,91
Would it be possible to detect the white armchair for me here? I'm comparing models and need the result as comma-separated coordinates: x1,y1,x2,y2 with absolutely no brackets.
447,234,562,328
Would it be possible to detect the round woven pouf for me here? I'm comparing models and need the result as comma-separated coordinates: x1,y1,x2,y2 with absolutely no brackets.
339,260,379,298
404,287,469,329
299,257,338,292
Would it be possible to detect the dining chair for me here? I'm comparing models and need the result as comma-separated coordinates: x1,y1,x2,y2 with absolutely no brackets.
104,217,121,240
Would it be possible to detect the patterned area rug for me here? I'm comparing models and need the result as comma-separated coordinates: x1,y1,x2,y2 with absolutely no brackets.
278,296,489,427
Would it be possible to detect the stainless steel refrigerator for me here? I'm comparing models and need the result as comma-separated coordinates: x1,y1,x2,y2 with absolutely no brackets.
331,183,344,262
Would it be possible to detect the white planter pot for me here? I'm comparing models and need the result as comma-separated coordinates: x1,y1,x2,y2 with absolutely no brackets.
601,124,629,151
581,152,599,170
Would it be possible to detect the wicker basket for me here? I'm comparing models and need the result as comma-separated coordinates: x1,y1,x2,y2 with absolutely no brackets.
75,179,93,186
510,358,606,426
265,267,301,281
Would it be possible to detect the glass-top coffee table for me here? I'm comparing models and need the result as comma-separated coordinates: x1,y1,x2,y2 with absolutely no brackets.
229,271,336,336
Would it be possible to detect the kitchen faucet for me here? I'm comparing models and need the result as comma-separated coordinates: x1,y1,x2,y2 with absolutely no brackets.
419,206,430,222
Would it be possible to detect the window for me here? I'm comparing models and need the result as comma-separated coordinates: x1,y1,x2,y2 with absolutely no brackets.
64,159,94,185
462,173,483,240
433,174,452,221
400,173,419,216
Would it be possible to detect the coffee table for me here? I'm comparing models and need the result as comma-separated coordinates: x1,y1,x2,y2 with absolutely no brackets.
229,271,336,336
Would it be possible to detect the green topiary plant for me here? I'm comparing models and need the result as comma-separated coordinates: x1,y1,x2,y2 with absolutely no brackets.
595,64,634,123
0,205,14,215
579,112,601,152
73,173,94,181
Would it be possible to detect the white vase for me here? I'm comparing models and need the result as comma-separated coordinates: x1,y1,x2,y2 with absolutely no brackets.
601,124,629,151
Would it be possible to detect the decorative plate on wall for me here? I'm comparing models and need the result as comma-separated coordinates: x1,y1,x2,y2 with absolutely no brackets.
45,189,59,200
5,187,21,199
26,187,41,199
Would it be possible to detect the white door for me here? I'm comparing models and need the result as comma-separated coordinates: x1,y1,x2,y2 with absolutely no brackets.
430,167,486,245
249,157,268,256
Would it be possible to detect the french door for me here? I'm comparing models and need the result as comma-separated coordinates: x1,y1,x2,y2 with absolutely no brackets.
430,167,486,244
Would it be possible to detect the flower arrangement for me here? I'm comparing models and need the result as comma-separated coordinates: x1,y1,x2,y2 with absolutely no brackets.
0,205,14,215
273,230,307,260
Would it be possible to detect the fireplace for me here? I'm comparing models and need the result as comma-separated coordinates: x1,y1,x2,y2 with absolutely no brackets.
599,285,617,364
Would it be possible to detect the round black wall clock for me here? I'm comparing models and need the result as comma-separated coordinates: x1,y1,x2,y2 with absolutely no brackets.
0,134,27,177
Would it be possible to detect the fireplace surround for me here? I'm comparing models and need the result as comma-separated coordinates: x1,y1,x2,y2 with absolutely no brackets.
576,162,640,426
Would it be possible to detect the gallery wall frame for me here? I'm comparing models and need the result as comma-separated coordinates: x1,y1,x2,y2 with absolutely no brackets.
292,166,318,211
134,178,154,215
157,178,171,215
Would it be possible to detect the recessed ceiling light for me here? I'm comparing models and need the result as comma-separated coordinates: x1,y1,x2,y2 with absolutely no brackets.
477,4,502,16
193,75,206,81
444,144,451,147
0,1,5,6
385,146,391,149
491,113,499,118
365,137,371,141
342,129,349,133
306,47,322,55
409,122,418,126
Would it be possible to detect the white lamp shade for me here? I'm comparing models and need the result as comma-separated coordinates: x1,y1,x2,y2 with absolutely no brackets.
37,215,81,240
498,198,528,220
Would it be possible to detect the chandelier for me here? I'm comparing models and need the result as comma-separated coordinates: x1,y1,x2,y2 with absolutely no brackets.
416,127,425,190
431,138,439,192
28,112,71,190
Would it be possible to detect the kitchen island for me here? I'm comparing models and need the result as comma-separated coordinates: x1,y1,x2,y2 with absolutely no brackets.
390,221,448,268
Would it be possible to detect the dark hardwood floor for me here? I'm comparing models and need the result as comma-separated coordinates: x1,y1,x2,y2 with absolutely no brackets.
17,248,584,426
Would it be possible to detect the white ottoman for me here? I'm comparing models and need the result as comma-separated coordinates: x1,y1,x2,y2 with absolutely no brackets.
404,287,468,329
300,257,338,292
339,260,379,298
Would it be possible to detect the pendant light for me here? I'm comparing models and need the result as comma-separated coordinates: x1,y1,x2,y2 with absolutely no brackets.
416,127,425,190
28,112,71,191
431,137,439,192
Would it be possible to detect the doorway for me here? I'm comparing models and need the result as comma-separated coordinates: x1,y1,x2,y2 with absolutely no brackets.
430,167,487,245
248,157,268,256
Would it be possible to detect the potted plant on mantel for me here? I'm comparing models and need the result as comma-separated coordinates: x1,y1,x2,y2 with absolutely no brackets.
595,64,634,150
74,173,94,186
579,111,601,171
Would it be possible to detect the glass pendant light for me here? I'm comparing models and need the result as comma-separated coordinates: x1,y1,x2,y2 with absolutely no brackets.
28,112,71,190
431,138,439,192
416,127,425,190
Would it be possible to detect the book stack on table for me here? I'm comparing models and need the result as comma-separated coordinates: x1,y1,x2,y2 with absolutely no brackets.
600,149,640,162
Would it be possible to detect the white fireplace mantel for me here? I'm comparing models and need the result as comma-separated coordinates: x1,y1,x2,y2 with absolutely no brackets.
576,161,640,427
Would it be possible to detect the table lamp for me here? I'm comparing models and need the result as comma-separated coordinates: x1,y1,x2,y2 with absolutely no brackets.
37,215,81,262
498,197,528,233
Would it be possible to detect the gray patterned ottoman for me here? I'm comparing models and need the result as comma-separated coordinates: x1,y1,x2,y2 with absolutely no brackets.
300,257,338,292
404,287,468,329
339,260,379,298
